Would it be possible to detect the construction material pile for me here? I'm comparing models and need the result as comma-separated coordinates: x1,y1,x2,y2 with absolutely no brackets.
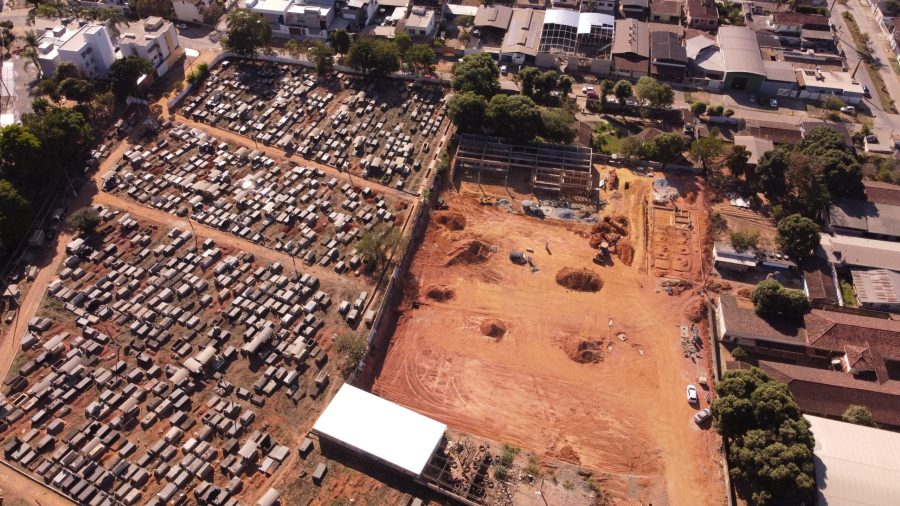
588,215,629,249
434,211,466,231
425,285,455,302
480,319,507,339
446,239,493,266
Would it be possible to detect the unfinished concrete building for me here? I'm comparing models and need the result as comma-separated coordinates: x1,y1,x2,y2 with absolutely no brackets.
455,134,594,195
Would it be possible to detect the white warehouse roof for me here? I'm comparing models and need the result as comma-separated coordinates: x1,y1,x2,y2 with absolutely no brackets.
717,26,765,77
312,384,446,477
806,414,900,506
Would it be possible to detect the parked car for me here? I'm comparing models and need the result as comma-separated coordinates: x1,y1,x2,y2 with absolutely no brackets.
500,65,508,75
769,98,778,108
694,408,711,425
686,384,699,404
840,106,856,114
176,22,188,29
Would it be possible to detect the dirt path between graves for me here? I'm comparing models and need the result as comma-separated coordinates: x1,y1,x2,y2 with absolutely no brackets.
172,114,416,202
0,462,74,505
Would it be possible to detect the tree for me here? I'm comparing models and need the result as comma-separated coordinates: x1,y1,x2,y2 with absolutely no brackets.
330,29,351,58
309,41,334,75
652,133,687,163
690,102,707,115
634,76,674,109
558,75,573,94
842,405,877,427
486,94,540,143
347,37,401,77
451,53,499,98
107,56,154,100
754,146,790,202
750,279,810,316
600,79,615,106
731,346,748,361
284,39,306,59
613,80,632,105
516,66,539,97
66,207,100,234
59,78,95,103
447,92,487,133
394,32,412,55
0,21,13,56
690,136,723,170
334,333,367,375
820,95,843,111
799,126,863,199
19,30,41,76
404,44,436,76
727,145,751,175
539,108,576,144
53,62,81,83
619,137,644,159
775,214,820,262
20,106,92,196
730,230,759,252
711,368,816,506
130,0,175,18
0,180,34,252
532,70,559,101
223,10,272,57
356,228,400,271
202,3,225,24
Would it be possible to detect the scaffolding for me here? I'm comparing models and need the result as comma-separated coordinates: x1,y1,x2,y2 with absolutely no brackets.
455,134,594,195
418,437,491,506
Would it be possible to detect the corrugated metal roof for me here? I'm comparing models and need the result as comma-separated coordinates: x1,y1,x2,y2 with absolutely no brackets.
718,26,765,77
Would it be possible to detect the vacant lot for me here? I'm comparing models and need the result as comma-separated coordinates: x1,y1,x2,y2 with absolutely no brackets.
374,173,724,505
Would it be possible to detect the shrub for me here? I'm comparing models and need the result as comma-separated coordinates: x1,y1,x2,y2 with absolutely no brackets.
729,230,759,252
690,101,707,115
707,104,724,116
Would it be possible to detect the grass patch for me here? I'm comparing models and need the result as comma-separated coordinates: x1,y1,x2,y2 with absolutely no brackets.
591,121,623,154
840,280,858,307
892,58,900,76
843,12,897,113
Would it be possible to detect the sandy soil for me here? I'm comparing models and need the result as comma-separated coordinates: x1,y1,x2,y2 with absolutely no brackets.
374,176,724,505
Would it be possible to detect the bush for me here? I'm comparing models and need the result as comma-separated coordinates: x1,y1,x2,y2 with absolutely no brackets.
821,96,844,111
724,108,734,117
776,214,820,262
731,346,747,361
690,101,707,115
66,207,100,234
729,230,759,252
707,104,724,116
751,279,810,316
842,404,877,427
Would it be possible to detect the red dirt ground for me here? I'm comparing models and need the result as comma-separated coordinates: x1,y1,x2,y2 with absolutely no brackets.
373,176,724,505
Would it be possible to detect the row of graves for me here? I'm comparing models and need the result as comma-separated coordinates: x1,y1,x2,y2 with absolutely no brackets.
0,208,370,505
179,59,449,191
102,123,402,273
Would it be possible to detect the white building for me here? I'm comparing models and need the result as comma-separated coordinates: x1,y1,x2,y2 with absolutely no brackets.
342,0,378,30
36,24,117,79
173,0,216,24
247,0,336,39
118,17,185,78
404,6,436,37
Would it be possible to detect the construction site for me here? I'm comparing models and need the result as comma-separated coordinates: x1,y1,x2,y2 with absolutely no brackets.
373,169,724,505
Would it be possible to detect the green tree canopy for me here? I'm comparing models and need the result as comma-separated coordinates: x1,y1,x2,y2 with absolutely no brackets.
347,37,401,77
59,78,95,103
0,180,34,252
775,214,820,261
727,145,751,175
750,279,810,316
652,133,687,164
842,404,877,427
711,368,816,506
634,76,674,109
223,10,272,57
404,44,436,76
447,92,487,133
690,135,723,170
690,101,707,115
107,56,154,100
516,66,539,97
613,80,632,105
66,207,101,234
309,41,334,75
451,53,499,98
754,146,790,202
539,108,576,144
486,94,540,143
330,28,351,56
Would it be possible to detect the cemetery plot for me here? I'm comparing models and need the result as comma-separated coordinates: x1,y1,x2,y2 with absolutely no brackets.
179,59,449,192
0,207,371,506
102,123,406,275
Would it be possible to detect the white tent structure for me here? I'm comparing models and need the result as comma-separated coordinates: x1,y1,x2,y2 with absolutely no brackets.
312,384,446,477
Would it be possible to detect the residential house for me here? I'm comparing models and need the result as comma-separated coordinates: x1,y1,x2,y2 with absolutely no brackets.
767,12,829,34
343,0,378,30
403,6,436,37
612,18,650,77
685,0,718,29
119,17,184,78
650,0,681,23
36,24,117,79
743,119,802,144
246,0,335,39
172,0,218,24
583,0,616,14
621,0,650,19
824,184,900,242
760,60,798,96
732,135,774,168
649,30,686,81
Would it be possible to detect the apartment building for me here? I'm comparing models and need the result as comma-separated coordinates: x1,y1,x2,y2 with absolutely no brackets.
119,17,184,78
36,24,117,79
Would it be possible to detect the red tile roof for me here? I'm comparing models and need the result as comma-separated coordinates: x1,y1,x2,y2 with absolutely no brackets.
760,361,900,426
686,0,717,20
804,309,900,362
864,180,900,206
771,12,830,28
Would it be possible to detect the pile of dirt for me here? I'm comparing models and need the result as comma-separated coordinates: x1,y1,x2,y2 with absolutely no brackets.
556,268,603,292
617,240,635,266
684,298,708,323
425,285,455,302
562,339,605,363
480,319,507,339
587,215,629,249
661,278,693,295
446,240,492,266
704,279,733,294
555,445,582,465
434,211,466,231
737,287,752,298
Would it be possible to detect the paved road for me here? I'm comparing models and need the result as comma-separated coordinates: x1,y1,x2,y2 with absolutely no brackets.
832,1,900,130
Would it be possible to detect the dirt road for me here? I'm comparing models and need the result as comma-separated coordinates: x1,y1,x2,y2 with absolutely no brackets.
373,186,724,505
0,463,73,506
